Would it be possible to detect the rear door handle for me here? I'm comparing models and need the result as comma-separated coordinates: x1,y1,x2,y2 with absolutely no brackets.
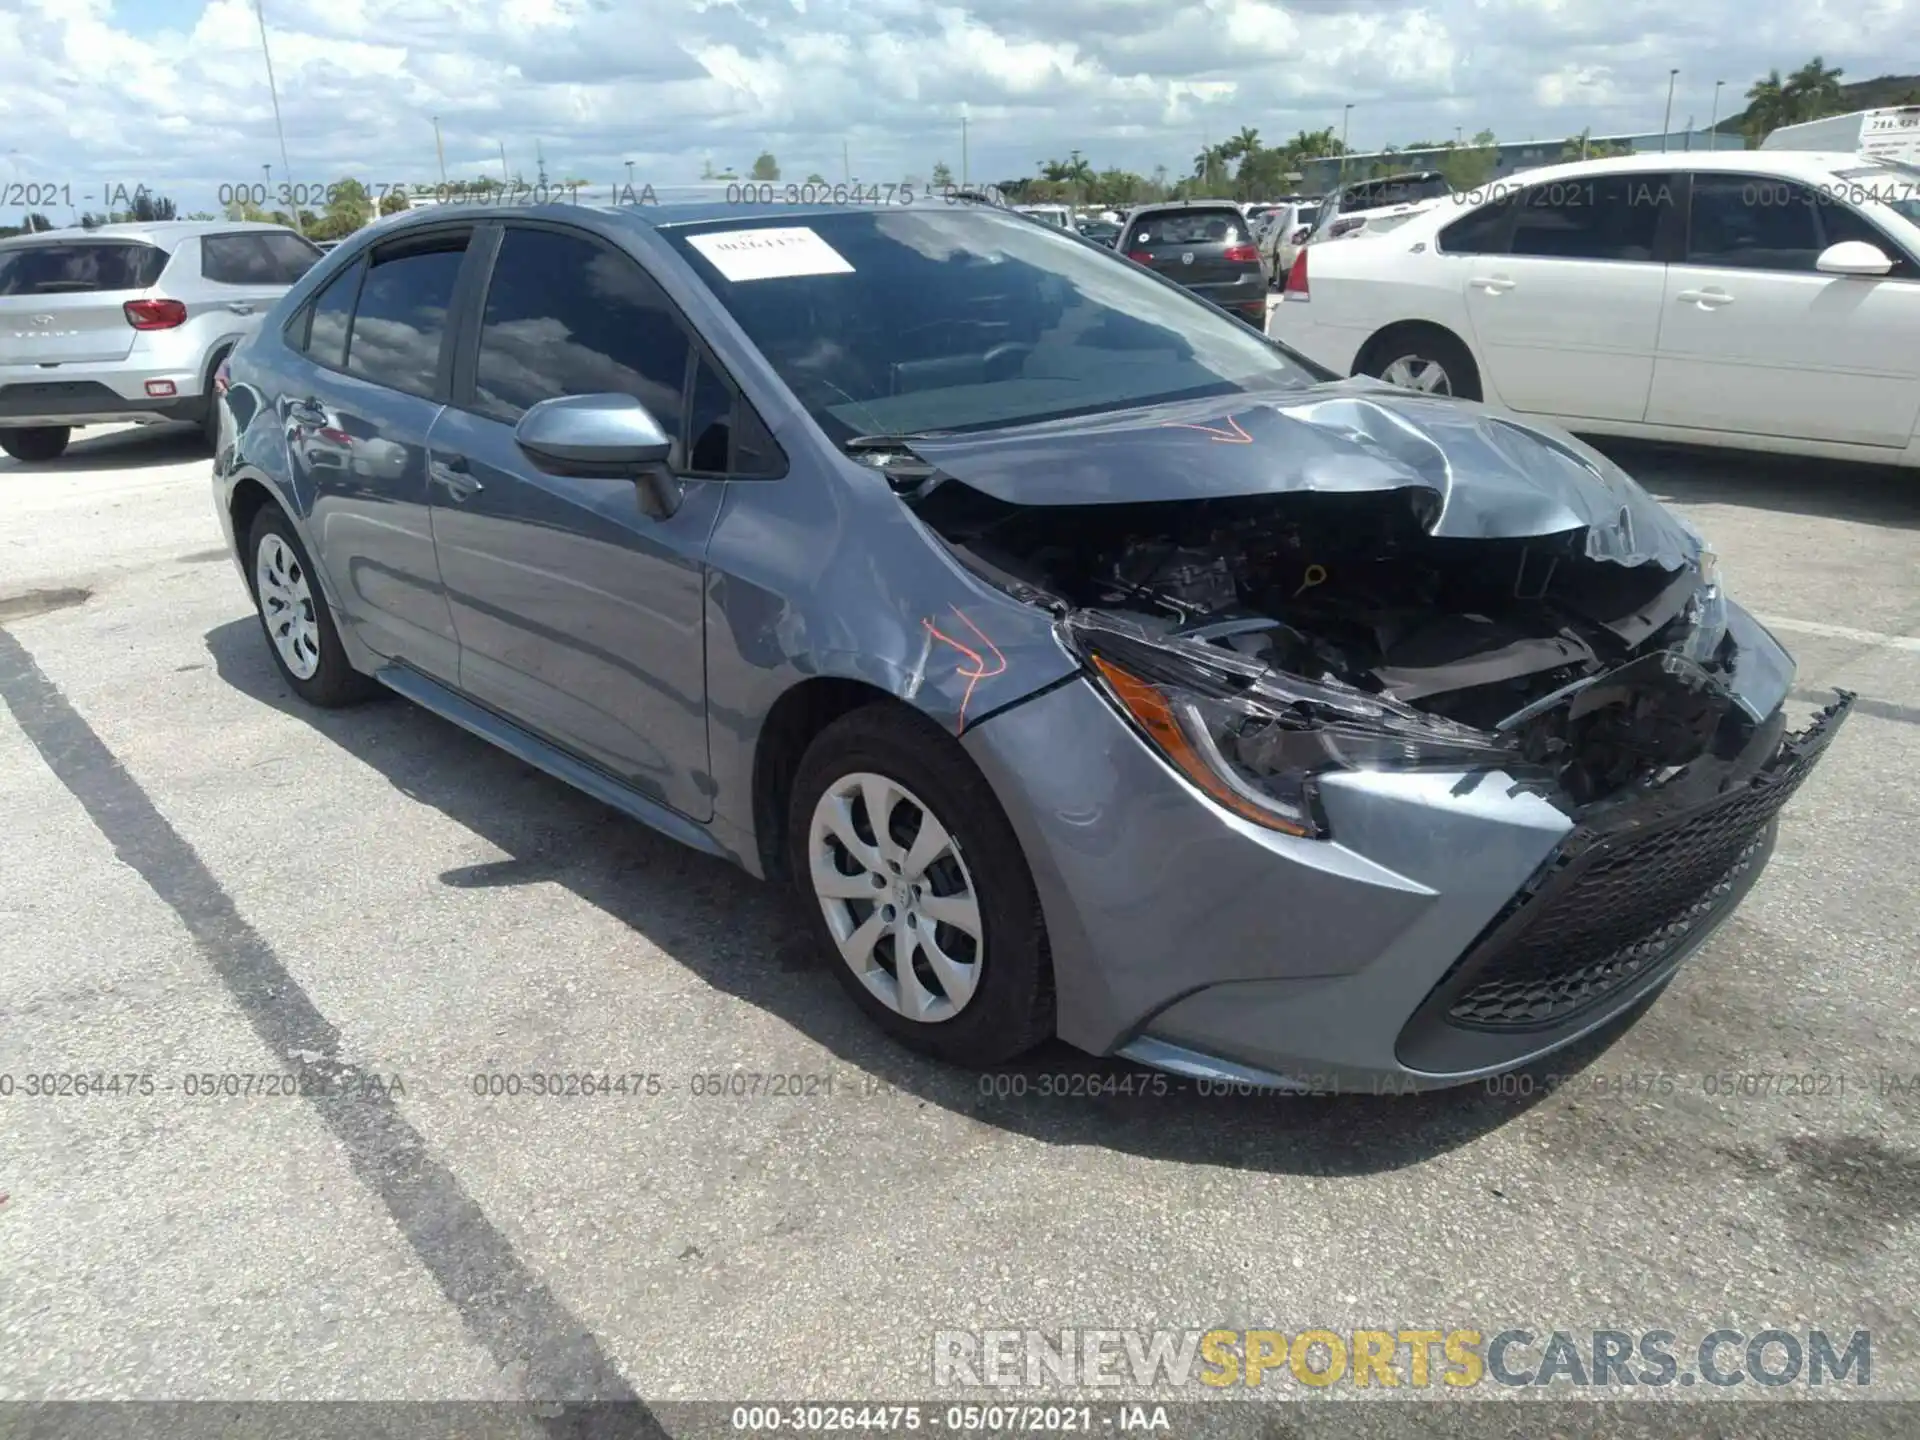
1470,275,1517,293
429,454,483,500
1676,288,1734,308
226,302,255,315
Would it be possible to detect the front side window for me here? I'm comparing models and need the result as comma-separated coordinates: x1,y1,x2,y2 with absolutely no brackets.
1685,174,1824,271
301,261,361,369
472,228,691,431
1509,172,1675,262
343,238,467,396
663,207,1314,447
203,232,323,285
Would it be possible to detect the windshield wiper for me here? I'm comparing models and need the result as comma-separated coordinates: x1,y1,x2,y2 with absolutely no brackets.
843,432,948,453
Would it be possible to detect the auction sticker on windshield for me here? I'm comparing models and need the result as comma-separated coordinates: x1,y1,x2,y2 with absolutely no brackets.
685,226,855,281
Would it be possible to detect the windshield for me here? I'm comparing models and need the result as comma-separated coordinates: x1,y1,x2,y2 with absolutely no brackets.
663,207,1315,443
1834,161,1920,226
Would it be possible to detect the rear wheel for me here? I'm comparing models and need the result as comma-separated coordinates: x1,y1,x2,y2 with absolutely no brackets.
788,704,1054,1068
1360,328,1481,401
245,504,376,707
0,426,71,463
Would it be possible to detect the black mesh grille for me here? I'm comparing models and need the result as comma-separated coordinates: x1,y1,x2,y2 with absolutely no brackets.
1432,696,1849,1033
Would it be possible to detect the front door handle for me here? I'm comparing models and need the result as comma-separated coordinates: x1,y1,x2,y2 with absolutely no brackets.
429,454,483,500
226,302,255,315
1676,288,1734,308
1470,275,1517,293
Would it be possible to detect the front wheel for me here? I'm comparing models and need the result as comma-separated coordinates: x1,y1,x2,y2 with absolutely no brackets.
246,505,376,707
0,426,71,463
788,705,1054,1067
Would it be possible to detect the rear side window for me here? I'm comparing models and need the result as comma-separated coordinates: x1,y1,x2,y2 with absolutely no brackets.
0,241,169,295
471,227,691,430
1131,209,1246,245
203,232,323,285
1509,173,1675,262
343,238,467,397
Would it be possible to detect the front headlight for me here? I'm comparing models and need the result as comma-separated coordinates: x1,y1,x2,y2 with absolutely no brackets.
1067,614,1527,839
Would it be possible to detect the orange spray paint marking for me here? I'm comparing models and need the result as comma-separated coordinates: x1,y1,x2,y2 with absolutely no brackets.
1161,415,1253,443
921,606,1007,735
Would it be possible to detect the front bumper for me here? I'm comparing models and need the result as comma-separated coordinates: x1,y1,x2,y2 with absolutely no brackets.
960,607,1849,1091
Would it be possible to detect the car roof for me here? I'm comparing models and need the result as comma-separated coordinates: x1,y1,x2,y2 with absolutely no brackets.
1449,150,1885,187
0,219,303,249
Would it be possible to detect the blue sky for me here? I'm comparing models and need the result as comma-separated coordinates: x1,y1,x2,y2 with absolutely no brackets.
0,0,1913,221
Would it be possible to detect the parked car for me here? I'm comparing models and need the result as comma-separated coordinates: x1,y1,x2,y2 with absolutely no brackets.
1311,171,1454,244
1112,201,1267,324
0,220,322,461
1259,200,1323,286
214,195,1847,1091
1271,151,1920,466
1075,218,1121,245
1014,204,1073,229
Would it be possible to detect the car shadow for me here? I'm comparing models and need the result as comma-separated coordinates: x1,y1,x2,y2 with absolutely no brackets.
207,616,1650,1177
1582,436,1920,531
0,423,207,473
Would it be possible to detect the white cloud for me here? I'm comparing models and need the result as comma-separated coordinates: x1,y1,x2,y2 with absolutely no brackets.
0,0,1913,216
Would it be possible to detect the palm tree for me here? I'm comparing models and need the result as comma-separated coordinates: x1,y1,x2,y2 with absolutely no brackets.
1743,69,1788,144
1784,56,1845,122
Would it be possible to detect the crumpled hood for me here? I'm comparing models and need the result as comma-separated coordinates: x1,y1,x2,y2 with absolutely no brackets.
904,378,1699,568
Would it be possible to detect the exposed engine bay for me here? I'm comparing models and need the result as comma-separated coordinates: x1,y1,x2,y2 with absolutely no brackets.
907,480,1756,813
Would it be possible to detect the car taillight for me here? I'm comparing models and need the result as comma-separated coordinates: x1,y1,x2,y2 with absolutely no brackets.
1126,249,1153,264
124,298,188,329
1222,243,1259,263
1283,248,1309,300
213,358,231,395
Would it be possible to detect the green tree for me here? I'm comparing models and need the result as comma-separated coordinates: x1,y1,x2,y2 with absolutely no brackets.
931,160,954,187
1437,129,1498,190
1743,69,1789,143
184,210,217,221
751,151,780,181
1039,150,1095,202
129,189,177,222
379,189,410,216
1784,55,1845,122
309,177,372,240
805,172,828,185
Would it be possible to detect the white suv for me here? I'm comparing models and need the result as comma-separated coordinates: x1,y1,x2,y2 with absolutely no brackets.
0,220,321,462
1270,151,1920,467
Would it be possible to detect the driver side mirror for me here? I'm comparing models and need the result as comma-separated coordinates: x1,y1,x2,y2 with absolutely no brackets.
1815,240,1894,277
514,393,683,519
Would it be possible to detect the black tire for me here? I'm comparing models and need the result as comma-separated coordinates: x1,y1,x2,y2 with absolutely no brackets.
244,504,376,708
1359,327,1482,402
787,703,1054,1067
0,426,71,463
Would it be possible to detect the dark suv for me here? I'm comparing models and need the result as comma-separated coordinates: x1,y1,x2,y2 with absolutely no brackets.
1112,202,1266,324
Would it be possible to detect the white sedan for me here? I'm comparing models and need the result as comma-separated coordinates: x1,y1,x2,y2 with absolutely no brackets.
1269,151,1920,467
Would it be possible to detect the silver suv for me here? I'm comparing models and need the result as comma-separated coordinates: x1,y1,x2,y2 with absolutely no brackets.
0,220,322,462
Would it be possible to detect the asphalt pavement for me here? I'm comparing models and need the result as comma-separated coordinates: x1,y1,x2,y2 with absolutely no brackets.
1,422,1917,1427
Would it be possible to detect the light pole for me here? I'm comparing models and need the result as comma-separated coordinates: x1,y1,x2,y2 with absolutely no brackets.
254,0,303,233
433,115,447,186
262,162,272,218
1660,68,1679,152
1338,103,1354,189
961,104,970,187
625,159,636,196
1708,80,1725,150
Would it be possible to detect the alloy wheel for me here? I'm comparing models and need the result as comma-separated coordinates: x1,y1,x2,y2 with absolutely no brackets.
1380,354,1452,395
255,533,321,680
807,771,984,1023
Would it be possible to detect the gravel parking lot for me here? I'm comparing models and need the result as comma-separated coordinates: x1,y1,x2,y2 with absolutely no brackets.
2,422,1917,1429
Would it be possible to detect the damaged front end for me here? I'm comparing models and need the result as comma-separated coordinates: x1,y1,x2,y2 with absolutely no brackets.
874,388,1851,838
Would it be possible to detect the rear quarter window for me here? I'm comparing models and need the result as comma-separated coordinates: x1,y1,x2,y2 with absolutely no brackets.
0,241,170,295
